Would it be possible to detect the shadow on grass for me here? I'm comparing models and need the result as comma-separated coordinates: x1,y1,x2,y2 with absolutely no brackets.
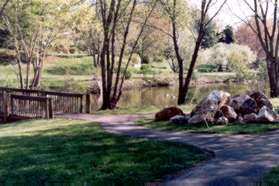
0,120,208,185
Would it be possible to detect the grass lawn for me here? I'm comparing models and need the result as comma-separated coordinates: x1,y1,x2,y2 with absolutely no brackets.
0,119,208,185
262,167,279,185
137,119,279,135
0,56,95,92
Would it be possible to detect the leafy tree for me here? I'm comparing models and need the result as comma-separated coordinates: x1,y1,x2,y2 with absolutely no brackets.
161,0,227,105
219,25,234,44
198,43,256,79
0,29,9,47
0,0,10,17
2,0,77,89
134,5,170,64
235,20,264,59
201,21,218,48
242,0,279,97
92,0,158,110
193,11,219,49
71,2,102,67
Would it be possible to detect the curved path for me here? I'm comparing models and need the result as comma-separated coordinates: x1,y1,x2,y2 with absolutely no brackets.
61,113,279,186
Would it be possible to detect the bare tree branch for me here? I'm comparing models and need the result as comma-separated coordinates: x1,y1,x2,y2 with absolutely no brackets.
0,0,9,17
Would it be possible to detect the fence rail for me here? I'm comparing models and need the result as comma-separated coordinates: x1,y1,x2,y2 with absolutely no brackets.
10,94,53,119
0,87,88,114
0,87,94,122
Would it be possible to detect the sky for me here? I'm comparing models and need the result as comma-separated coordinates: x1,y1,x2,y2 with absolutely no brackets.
189,0,252,28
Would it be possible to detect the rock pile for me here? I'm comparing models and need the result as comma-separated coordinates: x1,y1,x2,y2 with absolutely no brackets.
155,90,279,125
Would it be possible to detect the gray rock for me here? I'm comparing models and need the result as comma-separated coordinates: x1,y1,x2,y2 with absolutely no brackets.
188,114,214,125
191,90,231,116
216,116,229,125
257,106,277,123
220,105,238,122
243,113,258,123
235,116,245,124
240,97,257,115
188,115,205,125
249,91,273,111
230,94,251,114
170,115,190,125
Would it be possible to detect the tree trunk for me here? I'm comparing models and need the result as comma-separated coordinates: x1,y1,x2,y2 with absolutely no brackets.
181,37,203,104
177,61,185,104
92,54,98,67
267,59,279,97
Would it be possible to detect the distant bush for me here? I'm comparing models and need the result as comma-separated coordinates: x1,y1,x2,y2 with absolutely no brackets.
0,49,15,63
198,43,256,80
47,53,88,58
197,64,218,73
124,69,132,80
140,64,155,75
257,61,268,81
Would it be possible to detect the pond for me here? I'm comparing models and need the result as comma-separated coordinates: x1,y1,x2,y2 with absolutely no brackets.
92,81,269,110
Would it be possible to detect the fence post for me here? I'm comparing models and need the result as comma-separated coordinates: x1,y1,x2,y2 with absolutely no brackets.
85,93,91,114
10,95,14,118
79,95,83,113
3,91,8,122
45,98,49,119
45,98,53,119
48,98,53,119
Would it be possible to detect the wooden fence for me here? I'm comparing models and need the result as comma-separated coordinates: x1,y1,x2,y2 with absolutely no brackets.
0,87,94,122
10,94,53,119
0,87,93,113
0,92,4,114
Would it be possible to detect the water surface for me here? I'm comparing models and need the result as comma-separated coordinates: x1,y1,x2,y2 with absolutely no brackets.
92,82,269,110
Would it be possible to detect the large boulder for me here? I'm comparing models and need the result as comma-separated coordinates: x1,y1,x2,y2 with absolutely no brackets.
256,106,278,123
170,114,190,125
249,91,273,111
220,105,238,122
155,107,184,121
229,94,251,114
239,97,257,116
243,113,258,123
191,90,231,116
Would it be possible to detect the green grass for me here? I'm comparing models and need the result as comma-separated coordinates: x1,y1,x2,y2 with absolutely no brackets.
137,119,279,135
0,119,208,185
45,57,95,76
0,56,95,92
262,167,279,185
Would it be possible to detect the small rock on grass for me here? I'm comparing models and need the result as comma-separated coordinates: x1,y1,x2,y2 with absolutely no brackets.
170,114,190,125
216,116,229,125
155,107,184,121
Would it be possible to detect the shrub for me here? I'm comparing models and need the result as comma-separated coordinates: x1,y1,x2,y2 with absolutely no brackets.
197,64,218,73
124,69,132,80
140,64,155,75
198,43,256,80
257,60,268,81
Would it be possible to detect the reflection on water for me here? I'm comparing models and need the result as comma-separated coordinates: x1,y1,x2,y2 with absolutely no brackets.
117,82,268,108
91,82,269,110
